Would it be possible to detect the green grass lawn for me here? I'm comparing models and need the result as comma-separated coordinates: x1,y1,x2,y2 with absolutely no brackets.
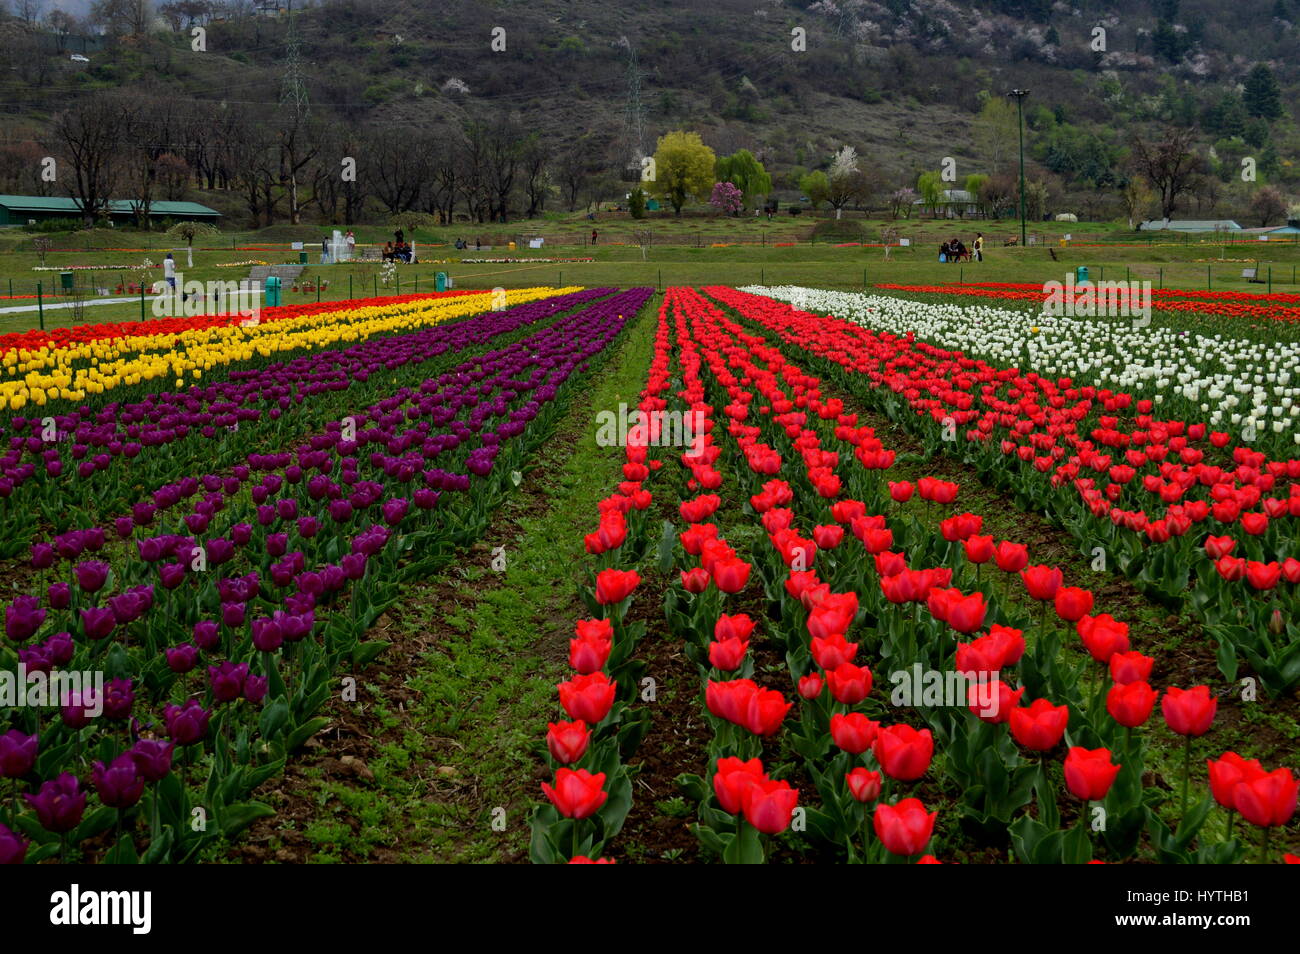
1,217,1298,337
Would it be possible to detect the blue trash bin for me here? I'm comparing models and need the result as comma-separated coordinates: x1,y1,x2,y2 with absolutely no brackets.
1076,266,1089,283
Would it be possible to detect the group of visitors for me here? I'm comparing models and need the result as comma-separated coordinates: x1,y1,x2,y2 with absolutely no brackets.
939,233,984,263
453,238,482,250
383,240,413,263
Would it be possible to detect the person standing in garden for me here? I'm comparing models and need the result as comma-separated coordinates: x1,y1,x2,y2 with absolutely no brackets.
974,233,985,262
591,228,598,246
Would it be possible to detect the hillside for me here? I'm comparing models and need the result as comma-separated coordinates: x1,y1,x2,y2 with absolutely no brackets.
0,0,1296,226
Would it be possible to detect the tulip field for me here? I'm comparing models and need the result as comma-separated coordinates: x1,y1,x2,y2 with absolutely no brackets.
0,282,1296,867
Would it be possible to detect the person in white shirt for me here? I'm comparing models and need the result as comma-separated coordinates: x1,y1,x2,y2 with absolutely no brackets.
163,253,176,288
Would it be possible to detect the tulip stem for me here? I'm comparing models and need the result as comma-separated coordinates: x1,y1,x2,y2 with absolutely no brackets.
1180,734,1192,819
1259,826,1270,864
1225,811,1234,843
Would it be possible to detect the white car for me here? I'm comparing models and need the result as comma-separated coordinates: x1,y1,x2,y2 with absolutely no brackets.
70,54,89,63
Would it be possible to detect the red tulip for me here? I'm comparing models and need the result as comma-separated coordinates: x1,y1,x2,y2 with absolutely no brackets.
1077,613,1130,663
541,768,608,819
1246,561,1282,591
811,633,858,670
830,712,880,754
680,567,710,593
713,756,765,814
873,724,934,781
546,720,591,764
557,672,617,724
1064,747,1122,800
1010,698,1070,751
569,630,612,674
1207,752,1267,810
806,592,858,640
825,661,873,704
797,672,823,699
888,480,914,502
709,636,749,671
1020,564,1063,601
873,797,937,856
712,558,751,594
743,686,792,736
595,568,640,605
1106,681,1158,728
845,767,882,803
715,613,755,643
963,534,994,564
1161,685,1217,737
1232,768,1298,828
743,777,799,834
1109,650,1155,685
993,540,1029,573
1054,586,1094,622
967,678,1024,723
1203,535,1236,559
812,524,844,550
945,590,987,634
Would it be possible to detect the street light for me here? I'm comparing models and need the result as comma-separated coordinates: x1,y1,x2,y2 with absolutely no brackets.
1008,89,1030,248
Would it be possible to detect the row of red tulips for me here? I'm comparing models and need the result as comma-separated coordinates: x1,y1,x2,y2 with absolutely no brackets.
530,286,1296,864
708,287,1300,696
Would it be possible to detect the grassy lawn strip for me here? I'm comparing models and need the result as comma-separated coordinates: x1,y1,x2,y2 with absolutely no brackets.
230,294,658,863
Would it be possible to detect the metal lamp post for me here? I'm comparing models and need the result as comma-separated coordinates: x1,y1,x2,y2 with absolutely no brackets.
1009,88,1030,248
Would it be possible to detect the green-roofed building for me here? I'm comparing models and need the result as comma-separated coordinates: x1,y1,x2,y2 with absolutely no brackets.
0,195,222,227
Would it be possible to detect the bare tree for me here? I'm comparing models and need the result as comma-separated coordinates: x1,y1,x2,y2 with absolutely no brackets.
1129,127,1204,220
54,93,130,227
520,133,551,219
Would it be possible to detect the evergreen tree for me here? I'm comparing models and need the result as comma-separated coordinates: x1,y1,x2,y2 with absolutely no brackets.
1243,64,1283,121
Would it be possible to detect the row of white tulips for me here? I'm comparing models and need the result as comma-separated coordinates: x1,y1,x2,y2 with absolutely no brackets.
744,286,1300,448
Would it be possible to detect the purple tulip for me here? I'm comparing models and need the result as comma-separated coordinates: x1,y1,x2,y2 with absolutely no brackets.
159,563,187,590
243,675,269,705
61,689,100,729
207,537,236,566
276,498,299,520
251,618,283,653
45,631,74,665
0,730,38,778
79,606,116,640
0,823,27,865
220,602,246,628
113,516,135,539
92,755,145,809
30,542,55,568
208,661,249,703
414,488,440,510
328,499,354,523
165,643,199,673
102,678,134,720
108,591,147,625
193,619,220,651
25,773,86,833
230,523,253,546
74,560,110,593
129,739,174,783
267,533,289,558
296,516,320,538
163,699,210,745
5,596,46,642
382,498,409,525
341,553,367,580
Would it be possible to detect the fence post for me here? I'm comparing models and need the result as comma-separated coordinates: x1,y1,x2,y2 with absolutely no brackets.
349,275,353,299
1158,267,1162,289
374,275,378,297
37,283,44,330
1208,265,1211,290
140,283,145,321
1268,266,1272,294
